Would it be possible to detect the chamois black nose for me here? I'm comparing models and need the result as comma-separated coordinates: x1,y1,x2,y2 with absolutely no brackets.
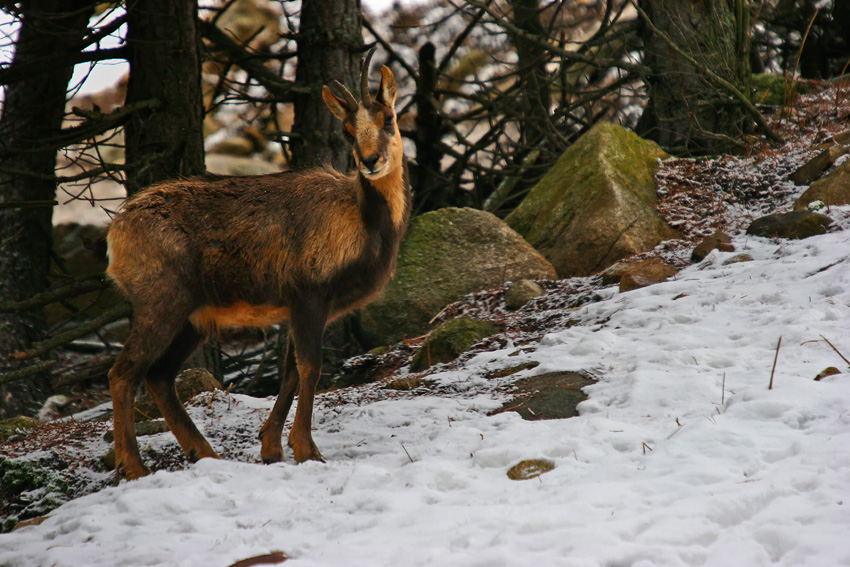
362,155,380,172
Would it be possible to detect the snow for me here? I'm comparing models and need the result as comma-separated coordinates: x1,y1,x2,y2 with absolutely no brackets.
2,216,850,566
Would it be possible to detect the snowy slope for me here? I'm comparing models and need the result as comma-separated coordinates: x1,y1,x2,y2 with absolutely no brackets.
2,220,849,567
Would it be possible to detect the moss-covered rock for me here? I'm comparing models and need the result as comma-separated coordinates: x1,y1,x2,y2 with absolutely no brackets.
0,416,39,442
410,317,499,372
505,122,677,277
358,207,555,348
752,73,812,106
1,455,71,532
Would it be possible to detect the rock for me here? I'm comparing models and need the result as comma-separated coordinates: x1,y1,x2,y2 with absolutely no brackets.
691,230,735,262
0,416,39,442
409,317,499,372
752,73,811,106
135,368,221,422
384,377,424,391
790,145,848,186
746,211,831,240
358,207,555,348
205,153,282,176
507,459,555,481
505,122,677,277
492,371,594,420
794,158,850,210
104,420,170,443
209,135,255,156
485,361,540,379
814,367,841,381
601,257,677,287
504,279,545,310
49,224,118,327
723,253,754,265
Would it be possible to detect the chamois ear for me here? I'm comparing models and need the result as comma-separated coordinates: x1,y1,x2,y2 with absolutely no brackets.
322,85,349,121
376,66,397,109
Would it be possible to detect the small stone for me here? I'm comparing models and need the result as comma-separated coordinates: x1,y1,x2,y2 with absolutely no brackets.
507,458,555,480
601,257,677,286
746,211,832,240
691,230,735,262
617,259,678,292
504,279,545,310
814,367,841,381
723,253,754,265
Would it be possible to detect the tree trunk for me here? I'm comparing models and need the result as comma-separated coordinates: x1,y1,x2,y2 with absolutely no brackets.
0,0,94,418
123,0,206,196
636,0,751,155
509,0,552,149
123,0,218,376
290,0,363,170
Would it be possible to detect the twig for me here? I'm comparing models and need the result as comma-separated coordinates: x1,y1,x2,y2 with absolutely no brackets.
0,275,109,314
10,302,131,361
721,372,726,404
769,336,782,390
0,199,58,211
0,360,56,385
400,442,415,463
820,335,850,368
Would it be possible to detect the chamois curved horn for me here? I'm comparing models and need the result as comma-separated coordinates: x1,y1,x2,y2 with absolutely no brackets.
328,80,357,111
360,47,377,104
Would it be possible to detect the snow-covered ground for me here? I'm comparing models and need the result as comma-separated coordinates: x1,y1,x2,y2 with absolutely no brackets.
2,210,849,566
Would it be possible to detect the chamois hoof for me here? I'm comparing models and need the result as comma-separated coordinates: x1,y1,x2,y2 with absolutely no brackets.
288,438,325,464
187,447,221,463
116,461,152,482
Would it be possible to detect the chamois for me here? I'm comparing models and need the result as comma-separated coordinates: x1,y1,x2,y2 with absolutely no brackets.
105,49,411,480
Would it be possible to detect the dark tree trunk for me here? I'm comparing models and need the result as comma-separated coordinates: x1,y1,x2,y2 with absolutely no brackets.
509,0,552,149
413,42,446,214
123,0,216,376
290,0,363,170
636,0,751,155
123,0,205,196
0,0,94,418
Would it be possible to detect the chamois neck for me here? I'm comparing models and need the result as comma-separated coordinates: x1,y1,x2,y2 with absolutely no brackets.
358,157,409,230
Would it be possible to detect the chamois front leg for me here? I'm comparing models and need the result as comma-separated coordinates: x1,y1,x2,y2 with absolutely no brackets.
259,335,299,464
287,300,329,464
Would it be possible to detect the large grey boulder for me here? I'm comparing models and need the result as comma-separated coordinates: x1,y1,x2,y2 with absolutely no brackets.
504,122,677,277
358,207,555,348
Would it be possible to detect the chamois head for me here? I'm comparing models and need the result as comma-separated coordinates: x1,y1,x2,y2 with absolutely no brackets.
322,48,401,180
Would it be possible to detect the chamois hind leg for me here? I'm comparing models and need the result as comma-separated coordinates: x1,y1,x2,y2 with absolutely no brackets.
144,323,220,463
259,334,298,464
109,308,192,480
287,300,329,463
108,342,153,481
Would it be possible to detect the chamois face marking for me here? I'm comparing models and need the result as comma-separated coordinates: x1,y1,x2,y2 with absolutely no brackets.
322,58,400,181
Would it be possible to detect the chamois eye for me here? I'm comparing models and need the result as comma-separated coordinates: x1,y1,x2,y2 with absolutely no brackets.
342,129,355,143
383,114,394,130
